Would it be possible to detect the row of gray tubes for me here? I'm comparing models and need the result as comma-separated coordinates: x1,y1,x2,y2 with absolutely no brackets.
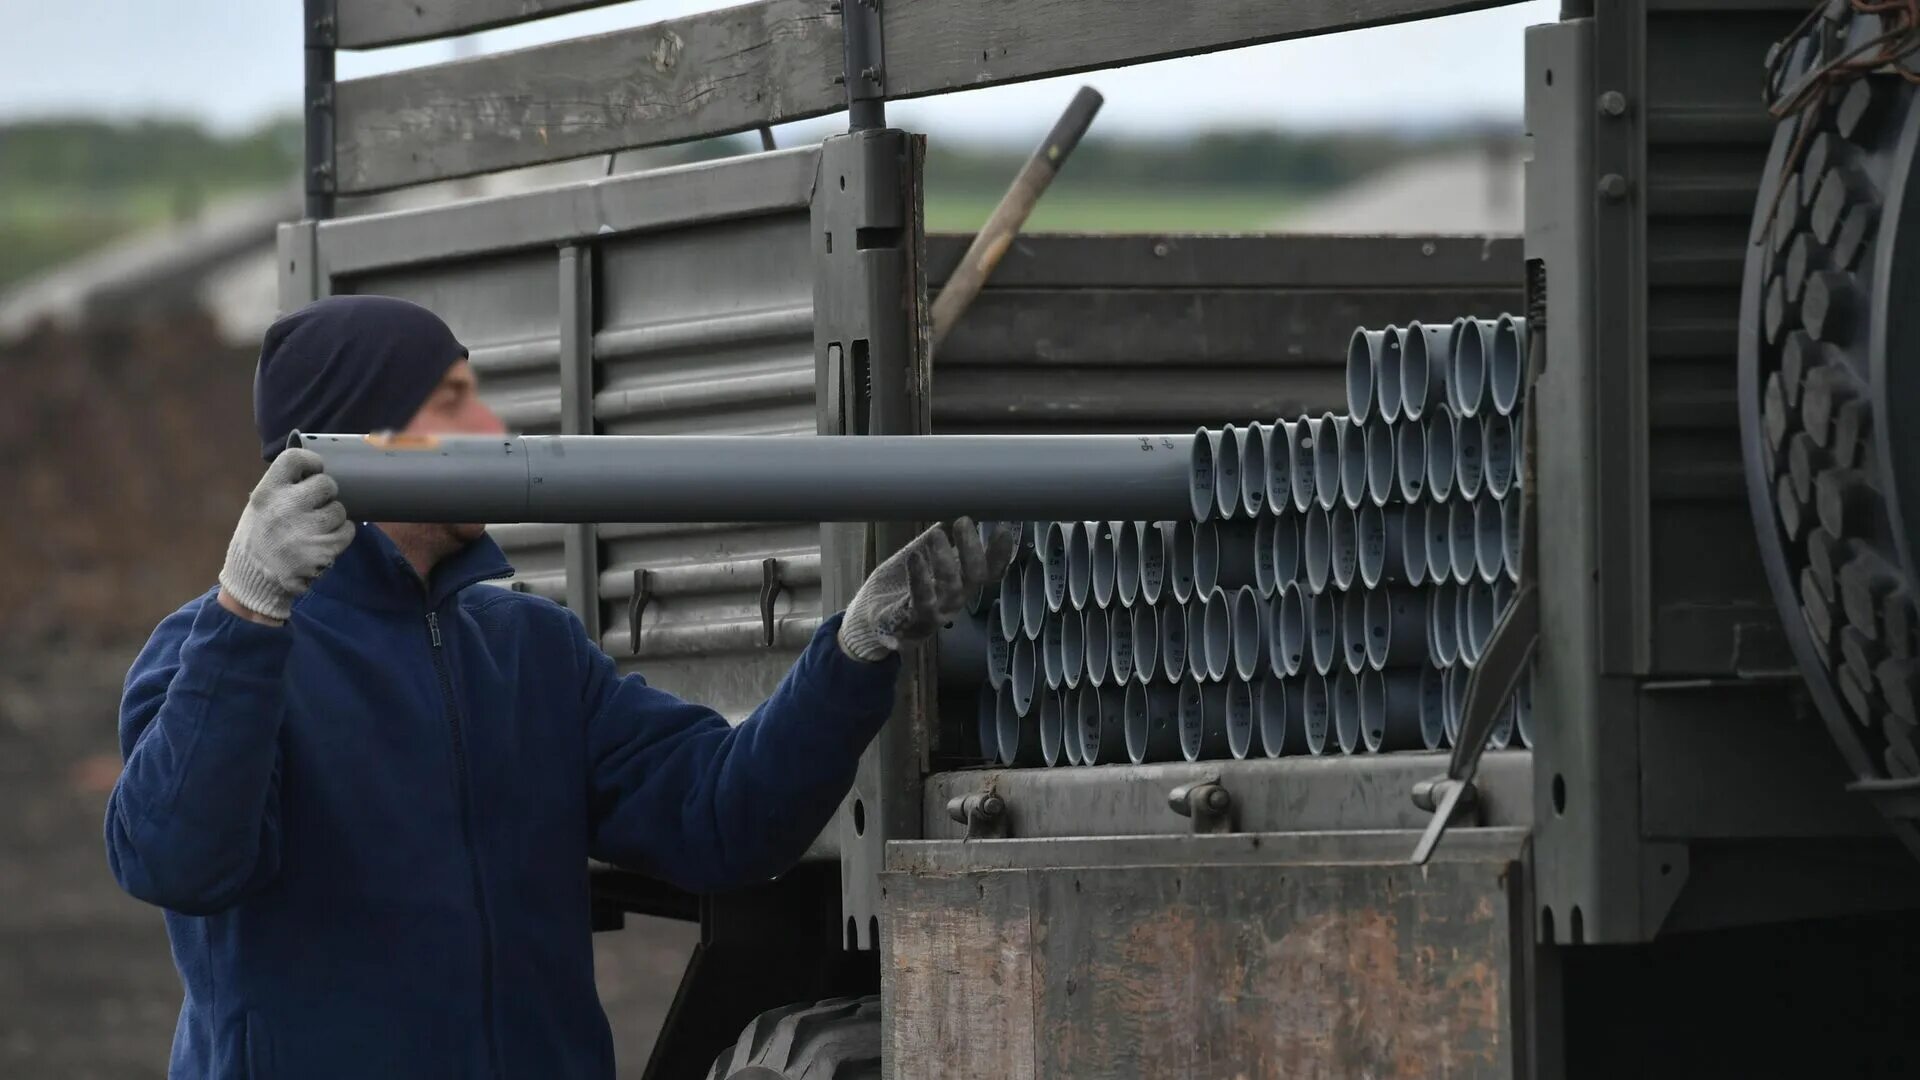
967,315,1535,767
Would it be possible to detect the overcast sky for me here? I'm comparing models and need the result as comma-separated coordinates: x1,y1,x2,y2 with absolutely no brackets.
6,1,1557,143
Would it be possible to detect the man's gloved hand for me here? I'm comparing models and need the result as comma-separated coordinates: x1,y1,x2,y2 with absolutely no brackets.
838,517,1017,662
217,449,357,623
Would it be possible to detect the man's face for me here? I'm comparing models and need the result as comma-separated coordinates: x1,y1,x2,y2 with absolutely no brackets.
399,359,504,543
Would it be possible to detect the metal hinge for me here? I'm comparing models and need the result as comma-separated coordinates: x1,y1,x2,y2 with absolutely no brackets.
945,790,1009,840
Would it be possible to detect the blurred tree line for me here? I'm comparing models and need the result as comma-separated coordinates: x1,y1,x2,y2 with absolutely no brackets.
0,116,1515,288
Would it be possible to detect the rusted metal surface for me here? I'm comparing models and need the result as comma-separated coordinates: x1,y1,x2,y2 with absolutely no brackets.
882,846,1522,1078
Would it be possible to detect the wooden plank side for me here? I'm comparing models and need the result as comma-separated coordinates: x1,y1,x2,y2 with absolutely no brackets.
1030,863,1516,1079
333,0,842,193
882,870,1038,1080
331,0,1524,192
337,0,631,49
927,235,1525,291
934,288,1522,368
885,0,1522,100
884,858,1521,1079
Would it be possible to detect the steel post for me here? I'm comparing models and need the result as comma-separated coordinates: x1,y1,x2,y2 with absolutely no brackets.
1502,494,1522,584
1514,660,1535,749
294,432,1195,523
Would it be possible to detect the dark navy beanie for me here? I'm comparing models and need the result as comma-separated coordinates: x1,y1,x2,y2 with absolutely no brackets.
254,295,468,461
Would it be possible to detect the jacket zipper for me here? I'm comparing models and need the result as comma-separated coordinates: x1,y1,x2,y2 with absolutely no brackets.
427,610,503,1076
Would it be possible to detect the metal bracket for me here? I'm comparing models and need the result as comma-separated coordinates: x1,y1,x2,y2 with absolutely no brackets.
1168,778,1235,834
759,557,786,647
627,568,654,657
945,791,1009,840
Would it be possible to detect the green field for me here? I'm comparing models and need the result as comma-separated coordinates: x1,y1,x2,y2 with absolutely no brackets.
925,183,1297,233
0,184,242,290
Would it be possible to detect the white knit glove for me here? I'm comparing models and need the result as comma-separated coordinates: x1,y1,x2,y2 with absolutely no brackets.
217,449,357,622
838,518,1016,662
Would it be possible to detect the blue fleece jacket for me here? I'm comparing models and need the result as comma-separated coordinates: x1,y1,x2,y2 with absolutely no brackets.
106,524,897,1079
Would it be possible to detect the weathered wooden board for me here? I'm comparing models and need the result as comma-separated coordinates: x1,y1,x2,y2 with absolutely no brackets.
883,869,1040,1080
885,0,1518,101
332,0,1522,192
333,0,844,193
336,0,631,49
883,857,1522,1079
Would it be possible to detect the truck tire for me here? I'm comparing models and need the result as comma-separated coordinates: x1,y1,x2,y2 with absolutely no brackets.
704,996,881,1080
1740,6,1920,850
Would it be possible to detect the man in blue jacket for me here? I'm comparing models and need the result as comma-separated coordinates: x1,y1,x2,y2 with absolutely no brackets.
107,295,1010,1079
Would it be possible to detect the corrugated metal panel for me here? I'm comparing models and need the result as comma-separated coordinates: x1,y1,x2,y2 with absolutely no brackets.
1641,5,1796,673
592,205,821,719
927,235,1523,434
